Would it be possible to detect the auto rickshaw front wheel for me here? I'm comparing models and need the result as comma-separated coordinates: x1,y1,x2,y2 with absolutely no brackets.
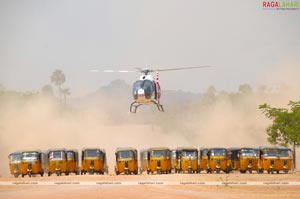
14,173,18,178
216,169,220,174
56,170,61,176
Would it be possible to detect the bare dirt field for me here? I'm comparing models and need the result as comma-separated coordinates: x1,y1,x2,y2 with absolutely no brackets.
1,172,300,199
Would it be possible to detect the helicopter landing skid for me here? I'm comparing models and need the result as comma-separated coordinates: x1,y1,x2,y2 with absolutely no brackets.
130,101,164,113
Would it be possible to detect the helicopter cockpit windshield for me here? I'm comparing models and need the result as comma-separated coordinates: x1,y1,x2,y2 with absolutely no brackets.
133,80,155,100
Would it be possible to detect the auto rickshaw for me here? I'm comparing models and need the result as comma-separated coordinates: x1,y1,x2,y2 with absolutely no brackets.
227,148,240,171
81,148,108,175
66,149,79,175
278,146,293,173
175,147,199,174
48,148,69,176
8,151,22,178
147,147,171,174
207,148,230,173
140,149,149,174
21,150,46,177
199,148,209,172
239,147,259,173
259,146,280,174
115,147,138,175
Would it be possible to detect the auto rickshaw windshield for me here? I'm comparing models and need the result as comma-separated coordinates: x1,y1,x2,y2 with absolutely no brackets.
151,150,167,157
241,149,257,157
9,154,22,162
22,152,38,161
49,151,66,160
84,150,102,158
211,149,226,156
117,151,134,159
263,149,279,157
182,151,197,157
67,151,75,159
279,149,292,157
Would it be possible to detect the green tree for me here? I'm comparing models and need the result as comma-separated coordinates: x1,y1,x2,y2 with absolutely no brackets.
259,101,300,169
50,69,65,102
239,84,252,94
41,84,54,96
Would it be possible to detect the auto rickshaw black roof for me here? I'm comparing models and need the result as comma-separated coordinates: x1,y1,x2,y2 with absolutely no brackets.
148,147,170,151
176,147,198,151
81,147,106,153
115,147,137,153
21,149,43,154
47,148,67,153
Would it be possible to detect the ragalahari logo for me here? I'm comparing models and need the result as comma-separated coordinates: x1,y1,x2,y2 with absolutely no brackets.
262,1,300,10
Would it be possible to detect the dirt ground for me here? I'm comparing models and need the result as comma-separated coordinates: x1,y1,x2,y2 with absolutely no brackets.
1,172,300,199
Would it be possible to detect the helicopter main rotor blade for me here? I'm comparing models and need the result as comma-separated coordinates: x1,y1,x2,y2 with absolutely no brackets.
91,69,137,73
104,70,137,73
156,66,211,72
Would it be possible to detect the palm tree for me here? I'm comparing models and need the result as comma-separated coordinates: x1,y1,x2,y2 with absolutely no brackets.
50,70,65,102
61,88,71,105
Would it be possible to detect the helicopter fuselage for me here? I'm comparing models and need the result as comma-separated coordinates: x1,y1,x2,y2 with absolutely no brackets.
130,73,163,113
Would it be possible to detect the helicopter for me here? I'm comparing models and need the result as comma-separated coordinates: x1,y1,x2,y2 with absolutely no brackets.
91,66,210,113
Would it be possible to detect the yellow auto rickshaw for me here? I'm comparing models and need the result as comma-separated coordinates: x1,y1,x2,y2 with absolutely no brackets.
259,146,280,174
21,150,46,177
147,147,171,174
175,147,199,174
227,148,240,171
278,146,293,173
81,148,108,175
48,148,69,176
207,148,230,174
200,148,209,172
67,149,79,175
239,147,259,173
140,149,149,174
8,151,22,178
115,147,138,175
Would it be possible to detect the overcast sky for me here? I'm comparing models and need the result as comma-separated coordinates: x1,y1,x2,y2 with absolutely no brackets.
0,0,299,96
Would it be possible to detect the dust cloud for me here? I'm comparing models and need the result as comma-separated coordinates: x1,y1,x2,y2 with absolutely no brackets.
0,62,299,176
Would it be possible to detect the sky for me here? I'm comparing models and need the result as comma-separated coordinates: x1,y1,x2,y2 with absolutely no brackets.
0,0,299,97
